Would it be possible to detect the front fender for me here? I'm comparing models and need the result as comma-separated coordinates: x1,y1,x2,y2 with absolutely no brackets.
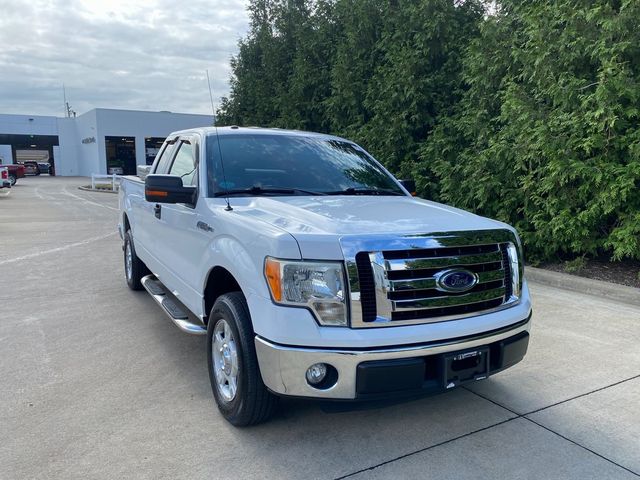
198,223,301,319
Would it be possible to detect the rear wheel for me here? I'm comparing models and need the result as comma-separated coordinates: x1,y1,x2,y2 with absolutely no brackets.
207,292,278,426
8,174,16,186
124,230,148,290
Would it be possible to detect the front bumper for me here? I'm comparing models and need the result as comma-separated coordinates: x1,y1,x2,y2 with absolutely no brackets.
255,313,531,400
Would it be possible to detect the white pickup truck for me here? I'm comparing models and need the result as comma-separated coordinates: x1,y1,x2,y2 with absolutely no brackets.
119,127,532,426
1,166,11,190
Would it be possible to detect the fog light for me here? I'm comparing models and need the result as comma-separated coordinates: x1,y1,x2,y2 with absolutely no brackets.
306,363,328,385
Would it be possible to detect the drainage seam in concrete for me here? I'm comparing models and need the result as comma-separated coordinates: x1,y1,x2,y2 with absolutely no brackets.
524,416,640,478
525,373,640,416
465,386,640,478
333,417,517,480
334,374,640,480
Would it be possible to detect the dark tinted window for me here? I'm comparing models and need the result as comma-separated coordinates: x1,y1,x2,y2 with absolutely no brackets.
154,141,177,174
169,141,197,186
206,134,403,196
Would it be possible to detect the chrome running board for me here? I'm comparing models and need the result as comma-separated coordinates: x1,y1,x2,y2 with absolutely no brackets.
141,275,206,335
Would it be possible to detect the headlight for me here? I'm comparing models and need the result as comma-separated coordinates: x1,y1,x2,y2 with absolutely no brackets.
264,257,348,326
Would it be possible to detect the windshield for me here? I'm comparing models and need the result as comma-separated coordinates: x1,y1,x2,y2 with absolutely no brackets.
206,133,405,196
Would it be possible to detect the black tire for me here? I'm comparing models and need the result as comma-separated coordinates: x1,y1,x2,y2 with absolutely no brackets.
207,292,278,426
8,174,16,186
124,230,149,290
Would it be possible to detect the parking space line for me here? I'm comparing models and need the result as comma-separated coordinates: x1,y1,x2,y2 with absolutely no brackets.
62,187,119,212
0,232,117,266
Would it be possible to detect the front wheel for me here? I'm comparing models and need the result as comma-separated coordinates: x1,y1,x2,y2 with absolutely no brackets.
207,292,278,426
8,174,16,186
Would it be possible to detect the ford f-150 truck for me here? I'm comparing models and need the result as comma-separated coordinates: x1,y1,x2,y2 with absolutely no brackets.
119,127,532,426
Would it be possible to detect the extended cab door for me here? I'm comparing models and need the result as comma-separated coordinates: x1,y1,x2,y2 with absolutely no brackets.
148,135,210,316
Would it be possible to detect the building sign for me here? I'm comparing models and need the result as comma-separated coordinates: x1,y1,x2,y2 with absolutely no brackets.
81,136,96,144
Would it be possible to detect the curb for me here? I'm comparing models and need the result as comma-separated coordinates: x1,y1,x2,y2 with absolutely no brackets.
526,266,640,308
78,186,118,194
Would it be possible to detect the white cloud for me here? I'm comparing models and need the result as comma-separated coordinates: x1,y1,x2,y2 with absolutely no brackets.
0,0,249,116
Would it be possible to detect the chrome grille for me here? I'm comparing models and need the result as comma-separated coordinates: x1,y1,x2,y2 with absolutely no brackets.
342,230,522,328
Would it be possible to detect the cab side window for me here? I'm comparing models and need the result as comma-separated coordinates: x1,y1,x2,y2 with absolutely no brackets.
169,141,197,186
154,141,177,174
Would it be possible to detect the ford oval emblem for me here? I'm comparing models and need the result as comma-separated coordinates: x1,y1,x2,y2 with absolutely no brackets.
435,269,478,293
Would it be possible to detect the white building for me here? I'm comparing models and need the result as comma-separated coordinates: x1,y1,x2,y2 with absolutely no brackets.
0,108,214,176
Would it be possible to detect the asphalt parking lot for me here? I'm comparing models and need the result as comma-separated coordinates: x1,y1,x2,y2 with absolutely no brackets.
1,176,639,480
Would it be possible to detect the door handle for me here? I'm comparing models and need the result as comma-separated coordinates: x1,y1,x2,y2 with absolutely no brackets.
154,204,161,219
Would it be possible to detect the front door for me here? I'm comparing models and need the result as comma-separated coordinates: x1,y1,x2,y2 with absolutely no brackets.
149,136,210,317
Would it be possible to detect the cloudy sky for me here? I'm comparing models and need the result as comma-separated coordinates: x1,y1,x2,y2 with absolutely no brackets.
0,0,250,117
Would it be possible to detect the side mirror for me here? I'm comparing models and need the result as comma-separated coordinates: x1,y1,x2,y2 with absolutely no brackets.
145,174,196,204
399,179,417,196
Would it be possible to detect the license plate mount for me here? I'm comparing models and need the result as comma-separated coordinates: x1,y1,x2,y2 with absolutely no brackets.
443,347,489,389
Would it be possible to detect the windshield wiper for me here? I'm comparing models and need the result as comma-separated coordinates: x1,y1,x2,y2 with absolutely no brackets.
213,186,327,197
325,187,405,196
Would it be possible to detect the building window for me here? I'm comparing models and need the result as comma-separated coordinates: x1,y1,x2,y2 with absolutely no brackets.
105,136,136,175
145,137,166,165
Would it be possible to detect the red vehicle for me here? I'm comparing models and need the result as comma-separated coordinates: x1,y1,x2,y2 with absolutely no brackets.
1,164,26,186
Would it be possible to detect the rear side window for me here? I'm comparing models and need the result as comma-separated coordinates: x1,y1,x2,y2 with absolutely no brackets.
154,141,177,174
169,141,197,186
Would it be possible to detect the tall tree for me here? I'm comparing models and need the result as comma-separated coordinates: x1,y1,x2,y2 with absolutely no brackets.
422,0,640,261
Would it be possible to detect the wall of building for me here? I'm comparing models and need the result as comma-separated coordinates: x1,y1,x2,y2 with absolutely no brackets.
71,110,100,177
0,145,12,164
0,109,213,176
0,114,58,136
93,109,213,175
55,117,80,175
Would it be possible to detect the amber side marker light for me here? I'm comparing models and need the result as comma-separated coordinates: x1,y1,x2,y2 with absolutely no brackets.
146,190,168,197
264,258,282,302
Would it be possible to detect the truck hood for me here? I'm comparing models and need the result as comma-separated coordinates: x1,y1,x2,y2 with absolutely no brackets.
230,195,508,235
213,196,513,259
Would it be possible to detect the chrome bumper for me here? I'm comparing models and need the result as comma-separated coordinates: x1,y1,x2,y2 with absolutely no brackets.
255,314,532,399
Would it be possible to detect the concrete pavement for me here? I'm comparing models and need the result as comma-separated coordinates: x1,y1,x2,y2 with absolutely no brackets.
1,177,638,479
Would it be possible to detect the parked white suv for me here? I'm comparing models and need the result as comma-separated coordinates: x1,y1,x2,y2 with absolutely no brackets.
119,127,532,426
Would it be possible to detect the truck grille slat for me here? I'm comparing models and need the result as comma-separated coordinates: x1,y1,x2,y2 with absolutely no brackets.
391,298,506,322
391,286,506,311
384,250,503,271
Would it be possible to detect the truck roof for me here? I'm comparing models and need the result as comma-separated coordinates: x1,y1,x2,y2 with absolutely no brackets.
170,126,351,143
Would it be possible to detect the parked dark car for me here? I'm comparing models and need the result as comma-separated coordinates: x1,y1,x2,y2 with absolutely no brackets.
37,162,50,174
